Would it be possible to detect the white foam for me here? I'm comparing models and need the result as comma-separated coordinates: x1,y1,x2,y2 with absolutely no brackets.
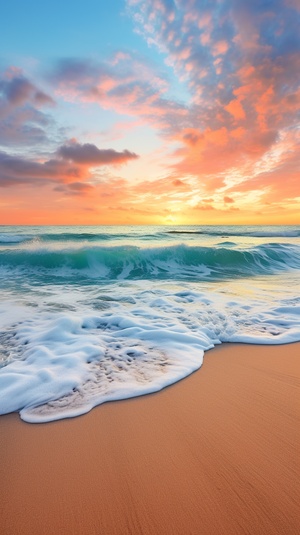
0,309,209,422
0,278,300,423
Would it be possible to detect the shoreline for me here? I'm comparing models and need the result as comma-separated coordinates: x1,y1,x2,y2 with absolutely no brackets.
1,342,299,534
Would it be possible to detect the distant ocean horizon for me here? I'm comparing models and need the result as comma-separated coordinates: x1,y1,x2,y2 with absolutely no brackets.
1,224,300,423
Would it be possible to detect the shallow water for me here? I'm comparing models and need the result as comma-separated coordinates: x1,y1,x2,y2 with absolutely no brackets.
0,225,299,422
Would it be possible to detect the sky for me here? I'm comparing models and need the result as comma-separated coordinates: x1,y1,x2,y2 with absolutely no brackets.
0,0,299,225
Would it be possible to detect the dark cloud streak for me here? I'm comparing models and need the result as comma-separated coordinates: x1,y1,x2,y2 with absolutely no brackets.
58,141,138,165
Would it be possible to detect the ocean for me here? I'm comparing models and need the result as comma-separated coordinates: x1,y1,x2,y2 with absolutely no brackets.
0,225,299,423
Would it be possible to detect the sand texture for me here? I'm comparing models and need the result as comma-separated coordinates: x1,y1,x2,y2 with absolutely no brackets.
0,343,299,535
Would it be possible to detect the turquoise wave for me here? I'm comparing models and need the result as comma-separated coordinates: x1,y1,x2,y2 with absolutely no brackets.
1,243,299,281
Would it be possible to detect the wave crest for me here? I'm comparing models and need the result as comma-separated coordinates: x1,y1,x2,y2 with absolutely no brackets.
1,243,299,280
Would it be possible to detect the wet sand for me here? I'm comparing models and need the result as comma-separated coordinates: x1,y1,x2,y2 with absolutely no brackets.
0,343,299,535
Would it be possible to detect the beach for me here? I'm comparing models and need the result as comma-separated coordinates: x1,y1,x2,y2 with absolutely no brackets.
1,0,300,529
1,342,299,535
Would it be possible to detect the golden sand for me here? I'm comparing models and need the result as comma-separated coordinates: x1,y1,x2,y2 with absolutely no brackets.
0,343,299,535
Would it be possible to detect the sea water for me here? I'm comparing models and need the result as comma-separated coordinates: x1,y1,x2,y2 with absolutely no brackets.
0,225,299,423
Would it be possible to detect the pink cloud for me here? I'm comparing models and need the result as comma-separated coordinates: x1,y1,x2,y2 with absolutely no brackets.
212,40,229,56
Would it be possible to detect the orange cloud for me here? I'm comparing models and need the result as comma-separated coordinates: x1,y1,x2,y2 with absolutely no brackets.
225,99,246,120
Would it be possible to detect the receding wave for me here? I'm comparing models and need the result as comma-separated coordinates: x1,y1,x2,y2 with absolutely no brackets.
1,243,299,280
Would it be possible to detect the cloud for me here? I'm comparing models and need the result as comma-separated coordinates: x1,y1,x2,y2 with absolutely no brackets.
57,140,138,165
53,181,94,196
0,150,81,187
1,1,299,223
193,203,216,212
226,134,300,204
44,1,299,213
0,71,54,107
0,136,139,191
225,99,246,121
0,68,56,148
0,77,53,108
224,196,234,204
126,0,300,205
48,54,188,135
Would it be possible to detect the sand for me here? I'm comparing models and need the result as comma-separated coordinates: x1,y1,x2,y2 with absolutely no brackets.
0,343,299,535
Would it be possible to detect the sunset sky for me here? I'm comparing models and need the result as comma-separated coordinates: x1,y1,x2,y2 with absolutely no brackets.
0,0,299,225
